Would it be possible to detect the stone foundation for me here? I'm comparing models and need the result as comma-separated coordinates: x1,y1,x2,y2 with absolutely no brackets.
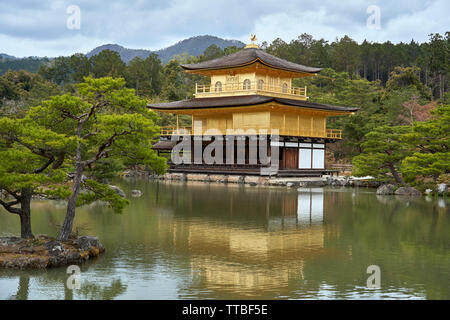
153,173,381,188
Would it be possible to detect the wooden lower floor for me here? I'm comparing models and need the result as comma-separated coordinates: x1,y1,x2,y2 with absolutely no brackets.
155,135,339,177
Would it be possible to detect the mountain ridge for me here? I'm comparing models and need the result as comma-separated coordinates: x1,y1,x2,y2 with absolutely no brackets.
0,35,245,64
85,35,245,63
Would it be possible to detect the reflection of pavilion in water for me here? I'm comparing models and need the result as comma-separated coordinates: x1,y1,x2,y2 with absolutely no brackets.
155,185,336,296
269,188,324,231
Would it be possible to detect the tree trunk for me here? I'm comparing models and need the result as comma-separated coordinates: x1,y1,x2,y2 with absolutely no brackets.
389,163,404,184
19,193,34,239
57,162,84,241
58,120,85,242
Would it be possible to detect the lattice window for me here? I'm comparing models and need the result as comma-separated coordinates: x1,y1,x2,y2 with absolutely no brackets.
215,81,222,92
243,79,251,90
258,79,264,90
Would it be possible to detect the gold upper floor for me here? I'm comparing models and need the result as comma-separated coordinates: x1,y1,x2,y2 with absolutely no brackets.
192,62,312,101
195,81,307,100
159,103,344,139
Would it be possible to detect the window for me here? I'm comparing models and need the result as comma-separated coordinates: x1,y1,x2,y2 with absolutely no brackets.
282,83,288,93
258,79,264,90
243,79,251,90
215,81,222,92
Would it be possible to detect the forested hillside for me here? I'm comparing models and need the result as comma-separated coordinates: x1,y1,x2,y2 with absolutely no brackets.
0,32,448,188
0,35,245,73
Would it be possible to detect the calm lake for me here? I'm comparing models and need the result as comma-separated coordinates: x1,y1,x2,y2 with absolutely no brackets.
0,180,449,300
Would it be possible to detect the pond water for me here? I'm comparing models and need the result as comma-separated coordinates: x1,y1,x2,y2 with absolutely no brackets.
0,180,449,300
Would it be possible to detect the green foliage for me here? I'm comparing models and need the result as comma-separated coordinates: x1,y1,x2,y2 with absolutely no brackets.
330,35,361,77
199,44,225,62
160,59,199,101
0,117,75,201
401,105,450,183
85,158,125,183
0,76,167,238
2,33,449,169
0,57,49,75
402,153,449,182
27,76,167,201
77,179,129,213
386,66,427,95
89,50,126,78
0,70,60,116
125,54,162,97
353,126,412,183
353,104,449,185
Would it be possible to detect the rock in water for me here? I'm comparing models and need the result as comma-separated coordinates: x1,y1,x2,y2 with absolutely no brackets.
74,236,103,251
395,187,422,197
437,184,447,196
376,184,396,195
131,189,143,197
109,185,126,198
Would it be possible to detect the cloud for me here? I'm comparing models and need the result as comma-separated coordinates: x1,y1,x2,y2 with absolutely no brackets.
0,0,448,57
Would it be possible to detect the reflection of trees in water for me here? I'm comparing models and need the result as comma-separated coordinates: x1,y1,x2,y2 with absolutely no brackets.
150,182,328,231
170,188,449,300
77,279,127,300
7,272,127,300
321,193,450,299
5,259,128,300
8,274,30,300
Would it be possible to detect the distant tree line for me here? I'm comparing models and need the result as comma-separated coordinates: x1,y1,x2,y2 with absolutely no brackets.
0,33,449,187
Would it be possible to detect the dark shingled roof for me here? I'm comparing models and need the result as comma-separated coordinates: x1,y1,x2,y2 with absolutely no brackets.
153,140,178,150
149,95,358,113
181,48,322,74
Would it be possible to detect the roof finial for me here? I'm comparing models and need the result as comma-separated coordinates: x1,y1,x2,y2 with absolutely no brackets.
245,34,259,49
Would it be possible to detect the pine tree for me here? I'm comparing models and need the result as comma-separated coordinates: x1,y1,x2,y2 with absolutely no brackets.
25,76,167,240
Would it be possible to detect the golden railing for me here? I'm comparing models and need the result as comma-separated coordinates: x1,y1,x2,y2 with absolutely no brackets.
160,127,342,139
160,127,192,136
195,82,307,99
326,129,343,139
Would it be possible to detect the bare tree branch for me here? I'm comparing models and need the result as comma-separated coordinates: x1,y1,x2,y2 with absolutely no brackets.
0,198,21,215
34,157,55,174
84,130,131,166
52,152,66,169
82,129,99,139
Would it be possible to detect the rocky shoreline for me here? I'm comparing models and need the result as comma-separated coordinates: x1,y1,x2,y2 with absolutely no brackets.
123,170,448,196
151,172,381,188
0,235,105,269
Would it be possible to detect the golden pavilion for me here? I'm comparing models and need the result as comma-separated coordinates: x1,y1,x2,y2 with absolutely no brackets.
149,39,357,176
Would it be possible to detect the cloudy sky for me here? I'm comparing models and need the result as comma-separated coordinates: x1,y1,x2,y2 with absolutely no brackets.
1,0,448,57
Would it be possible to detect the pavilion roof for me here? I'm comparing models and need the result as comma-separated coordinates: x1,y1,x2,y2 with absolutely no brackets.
181,47,322,74
149,95,358,113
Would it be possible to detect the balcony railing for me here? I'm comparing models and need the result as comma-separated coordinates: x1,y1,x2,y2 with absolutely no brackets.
160,127,342,139
195,82,307,100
